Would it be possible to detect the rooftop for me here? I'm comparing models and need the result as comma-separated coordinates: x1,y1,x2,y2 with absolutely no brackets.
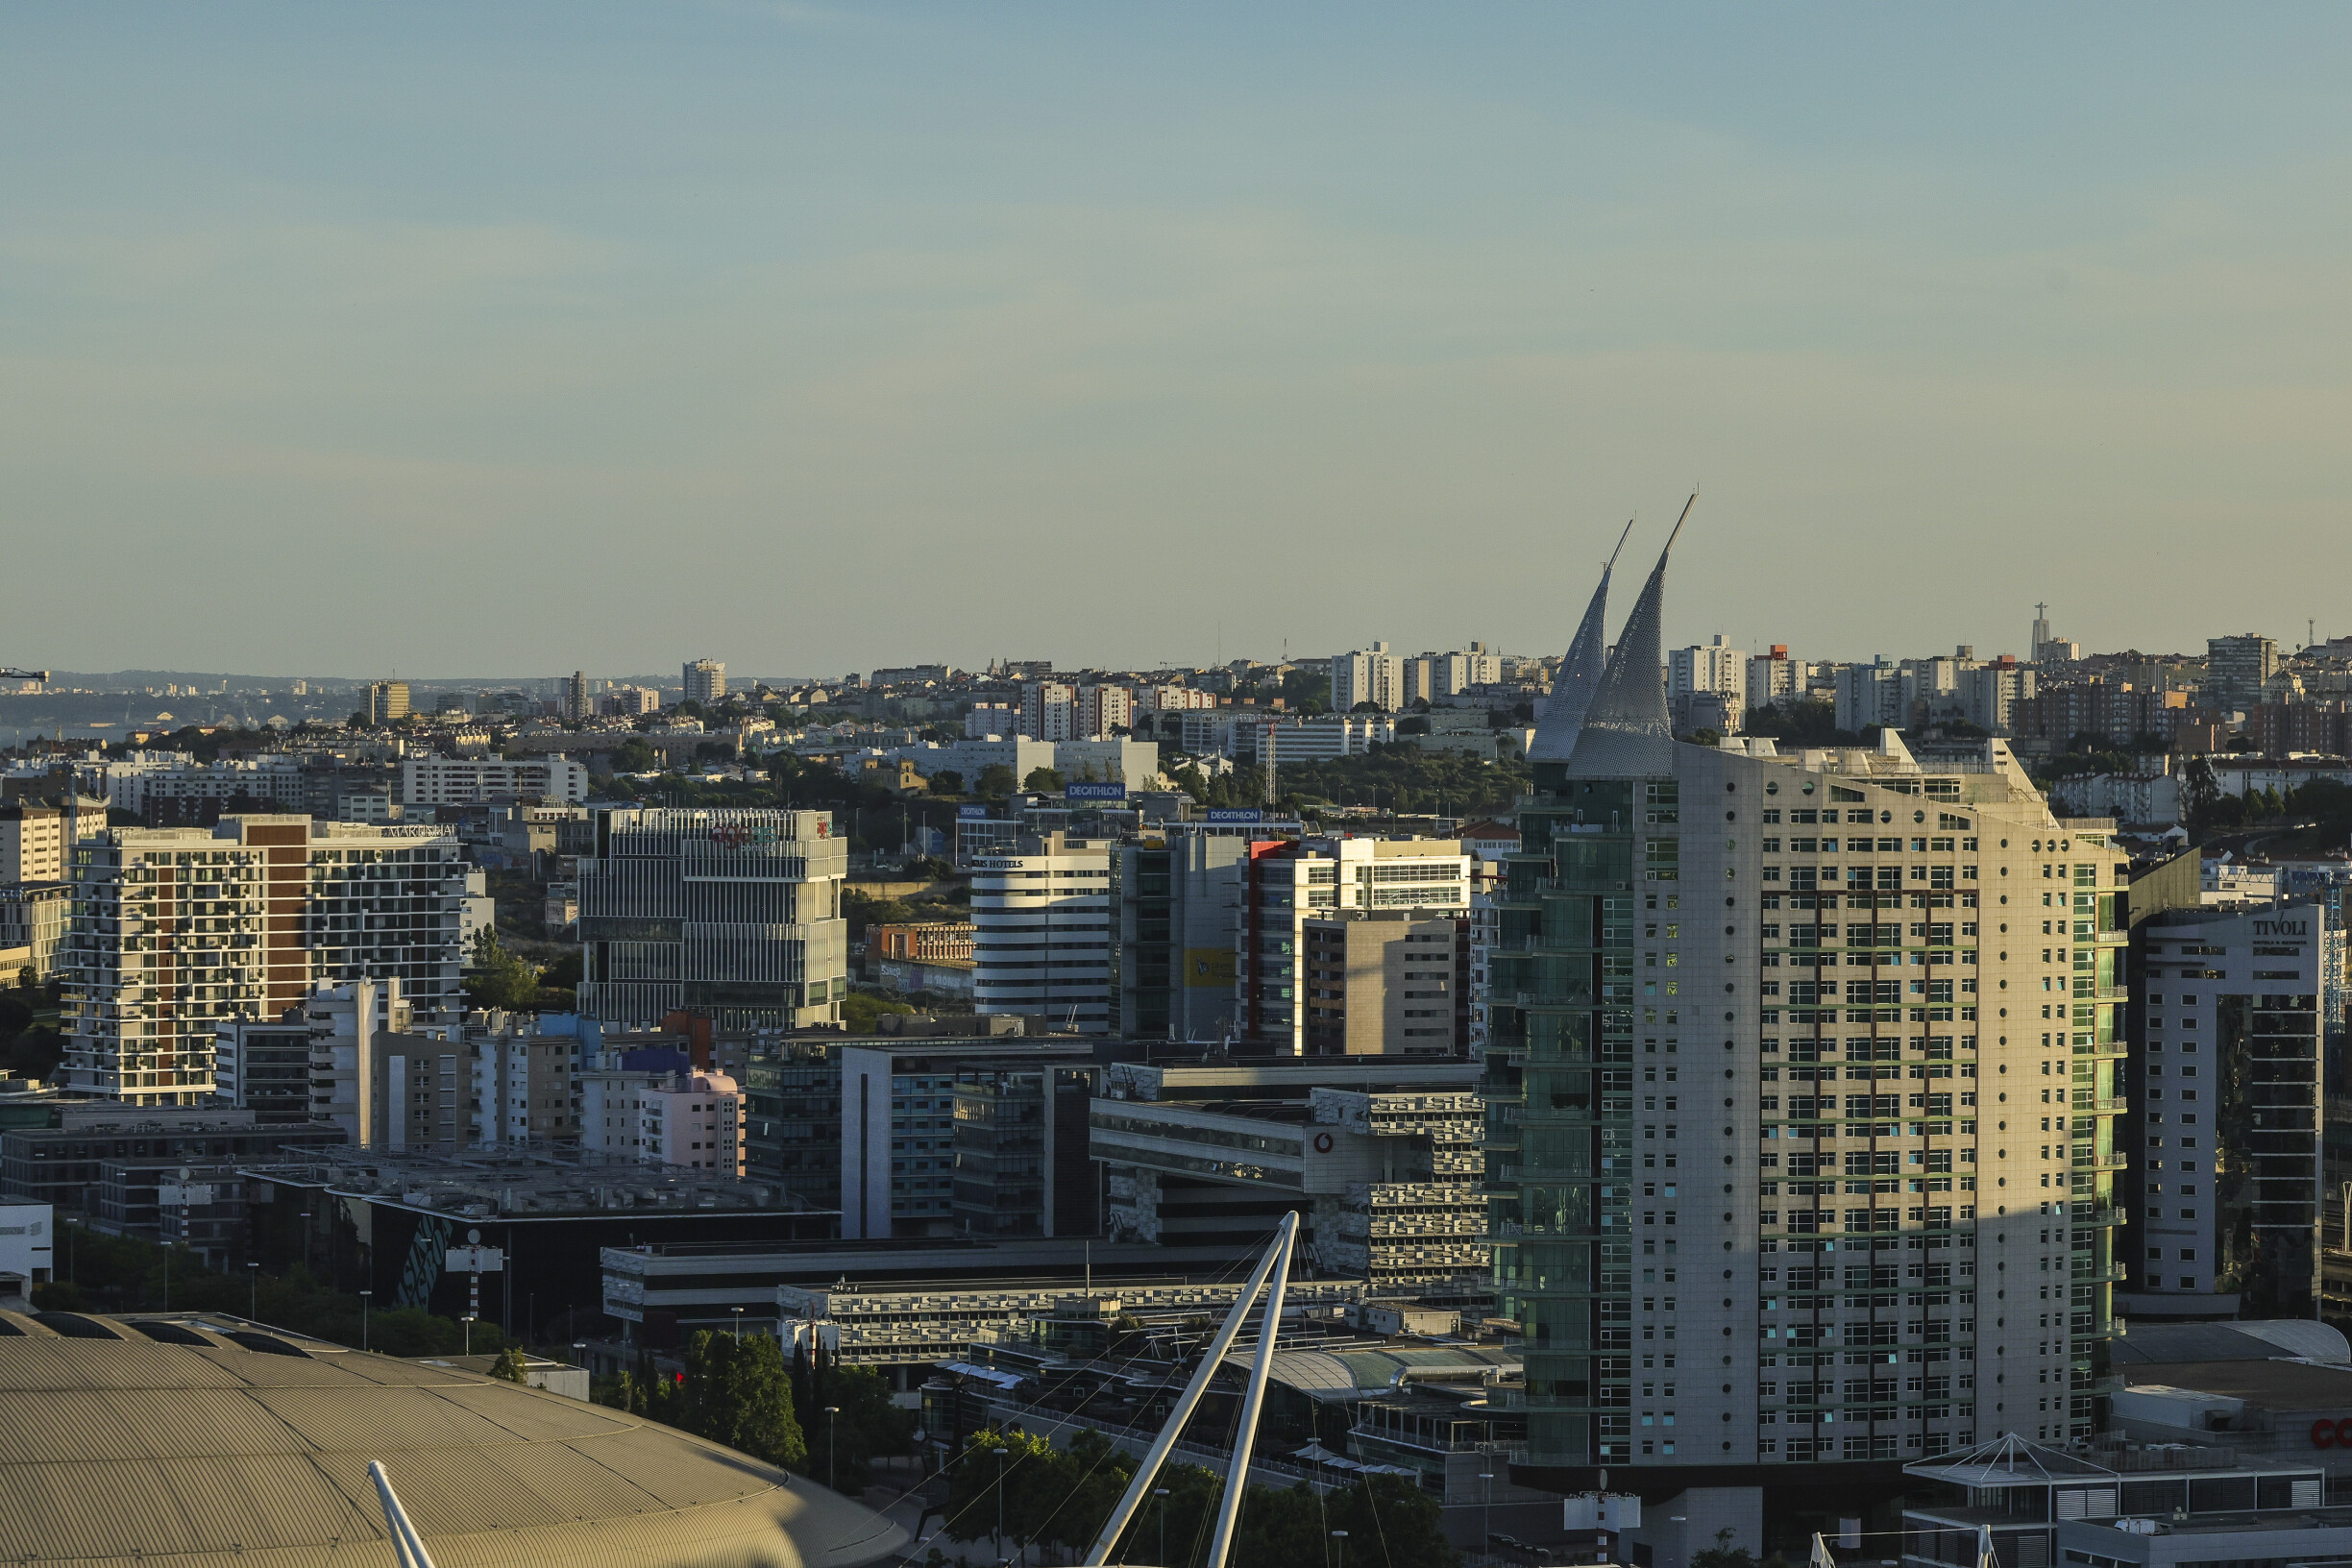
0,1311,902,1568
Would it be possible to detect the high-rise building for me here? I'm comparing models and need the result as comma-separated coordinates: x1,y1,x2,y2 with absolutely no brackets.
1670,636,1749,735
2206,635,2280,717
1332,645,1406,712
970,832,1113,1034
562,671,589,723
2121,897,2326,1320
63,817,470,1107
1485,527,2129,1501
1017,681,1077,741
682,658,726,705
1747,648,1802,710
574,807,846,1031
1237,837,1471,1055
365,681,410,725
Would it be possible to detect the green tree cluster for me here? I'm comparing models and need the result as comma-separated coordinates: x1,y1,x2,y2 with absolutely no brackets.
940,1428,1454,1568
464,928,546,1013
790,1340,918,1495
597,1334,809,1473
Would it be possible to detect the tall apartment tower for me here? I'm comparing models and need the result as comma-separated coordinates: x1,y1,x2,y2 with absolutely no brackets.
574,807,845,1031
1669,635,1749,735
562,671,590,723
1485,527,2129,1509
2205,635,2279,716
682,659,726,705
62,817,469,1106
2120,898,2326,1320
1332,645,1404,712
970,832,1114,1034
366,681,410,725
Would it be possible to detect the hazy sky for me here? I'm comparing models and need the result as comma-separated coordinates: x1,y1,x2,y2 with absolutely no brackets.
5,5,2348,679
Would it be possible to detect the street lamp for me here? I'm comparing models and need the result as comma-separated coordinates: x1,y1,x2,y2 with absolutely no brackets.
358,1289,372,1354
732,1306,745,1341
299,1210,311,1275
824,1407,841,1491
1331,1528,1348,1568
246,1262,257,1321
1154,1486,1170,1568
1481,1471,1495,1556
463,1312,477,1356
573,1340,587,1370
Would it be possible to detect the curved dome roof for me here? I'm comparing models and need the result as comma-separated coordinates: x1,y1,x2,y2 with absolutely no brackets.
0,1312,906,1568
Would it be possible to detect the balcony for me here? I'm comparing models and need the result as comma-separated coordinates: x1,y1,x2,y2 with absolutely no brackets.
2070,1150,2127,1169
2070,1095,2129,1114
2071,1205,2128,1228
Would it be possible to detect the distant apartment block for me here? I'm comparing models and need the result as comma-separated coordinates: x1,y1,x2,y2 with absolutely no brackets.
63,817,470,1107
1332,645,1405,712
682,659,726,705
366,681,410,725
600,686,662,718
399,757,589,807
2205,634,2279,715
0,803,104,885
1670,635,1750,734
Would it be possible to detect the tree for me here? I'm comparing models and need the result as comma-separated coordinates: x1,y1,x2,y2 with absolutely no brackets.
14,965,34,992
611,737,658,772
490,1346,530,1383
1692,1527,1759,1568
1170,763,1211,802
791,1340,918,1496
1023,766,1065,793
2182,755,2222,839
976,764,1018,797
928,770,965,796
464,929,544,1013
678,1331,806,1469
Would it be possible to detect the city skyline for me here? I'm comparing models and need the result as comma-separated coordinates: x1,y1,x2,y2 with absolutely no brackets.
5,5,2349,673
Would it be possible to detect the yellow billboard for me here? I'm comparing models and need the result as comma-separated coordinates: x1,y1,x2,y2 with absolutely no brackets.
1185,948,1237,988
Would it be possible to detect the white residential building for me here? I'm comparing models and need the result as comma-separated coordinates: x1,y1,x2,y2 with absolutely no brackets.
62,817,470,1106
2,803,106,885
1404,647,1503,705
1747,648,1804,708
1237,715,1395,765
1669,636,1749,733
400,757,589,807
970,833,1114,1034
1332,645,1406,712
1018,682,1078,741
682,659,726,705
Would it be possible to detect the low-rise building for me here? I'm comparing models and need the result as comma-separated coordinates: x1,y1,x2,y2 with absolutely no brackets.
399,756,589,807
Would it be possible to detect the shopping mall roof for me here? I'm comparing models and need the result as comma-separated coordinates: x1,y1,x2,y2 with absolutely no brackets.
0,1311,905,1568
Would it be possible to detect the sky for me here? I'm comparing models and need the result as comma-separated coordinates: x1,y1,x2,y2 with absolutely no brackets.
4,4,2349,680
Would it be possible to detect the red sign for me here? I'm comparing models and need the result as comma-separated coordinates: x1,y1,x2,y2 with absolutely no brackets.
2311,1418,2352,1448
